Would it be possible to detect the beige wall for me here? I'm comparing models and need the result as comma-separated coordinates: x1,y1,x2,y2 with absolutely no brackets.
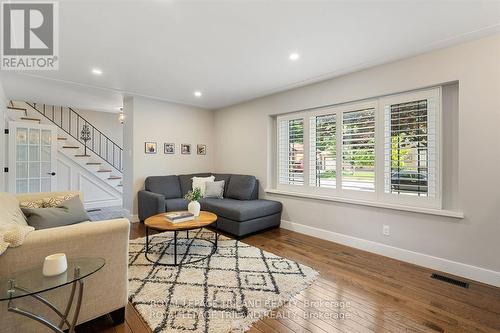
213,34,500,277
123,96,214,216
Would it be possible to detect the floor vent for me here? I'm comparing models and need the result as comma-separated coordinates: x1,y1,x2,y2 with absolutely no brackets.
431,273,469,289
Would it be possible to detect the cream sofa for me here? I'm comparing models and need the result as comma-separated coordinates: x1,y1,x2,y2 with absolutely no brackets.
0,191,130,333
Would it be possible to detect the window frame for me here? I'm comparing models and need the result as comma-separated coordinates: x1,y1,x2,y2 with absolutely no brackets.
275,87,442,209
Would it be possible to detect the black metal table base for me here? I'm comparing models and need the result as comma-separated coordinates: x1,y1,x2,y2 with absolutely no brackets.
144,225,218,266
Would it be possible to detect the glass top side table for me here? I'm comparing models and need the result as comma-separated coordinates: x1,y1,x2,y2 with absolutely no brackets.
0,257,105,333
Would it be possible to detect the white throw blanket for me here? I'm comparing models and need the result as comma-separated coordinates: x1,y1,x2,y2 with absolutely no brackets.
0,192,35,255
0,224,34,255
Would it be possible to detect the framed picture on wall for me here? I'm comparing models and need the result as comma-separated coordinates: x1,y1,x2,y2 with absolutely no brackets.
181,144,191,155
197,144,206,155
145,142,157,154
164,143,175,154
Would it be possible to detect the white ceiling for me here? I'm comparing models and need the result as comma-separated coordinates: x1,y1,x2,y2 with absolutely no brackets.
1,0,500,112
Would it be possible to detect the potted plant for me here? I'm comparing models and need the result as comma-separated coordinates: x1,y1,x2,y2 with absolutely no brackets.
184,187,202,217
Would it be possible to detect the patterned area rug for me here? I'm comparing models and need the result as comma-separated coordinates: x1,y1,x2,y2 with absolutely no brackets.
128,229,318,333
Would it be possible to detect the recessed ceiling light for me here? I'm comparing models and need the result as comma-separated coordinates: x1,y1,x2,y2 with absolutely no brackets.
194,91,202,97
289,53,300,61
92,68,103,75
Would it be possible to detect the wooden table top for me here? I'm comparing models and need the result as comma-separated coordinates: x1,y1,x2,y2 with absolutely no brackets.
144,211,218,231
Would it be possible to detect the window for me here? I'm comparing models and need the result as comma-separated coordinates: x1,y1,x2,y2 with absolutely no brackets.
381,89,440,205
309,113,336,188
278,117,304,186
276,87,441,209
342,108,376,192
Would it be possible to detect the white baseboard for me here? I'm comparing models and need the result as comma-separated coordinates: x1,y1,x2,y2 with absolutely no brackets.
280,219,500,287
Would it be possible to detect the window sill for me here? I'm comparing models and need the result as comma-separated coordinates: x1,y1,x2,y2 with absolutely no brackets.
265,188,464,219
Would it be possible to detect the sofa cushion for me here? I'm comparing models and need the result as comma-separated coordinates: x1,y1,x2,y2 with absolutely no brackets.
165,198,189,211
42,193,78,207
192,175,215,197
145,176,181,199
21,196,90,230
19,199,44,209
225,175,256,200
200,198,282,222
213,173,232,195
204,180,225,199
179,173,212,196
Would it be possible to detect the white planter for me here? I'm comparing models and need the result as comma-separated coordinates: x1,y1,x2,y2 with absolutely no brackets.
188,201,201,217
43,253,68,277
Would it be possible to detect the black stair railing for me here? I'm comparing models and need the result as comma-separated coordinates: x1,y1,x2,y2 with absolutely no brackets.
26,102,123,173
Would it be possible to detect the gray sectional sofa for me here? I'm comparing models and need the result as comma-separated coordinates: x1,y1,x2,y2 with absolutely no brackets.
138,173,282,238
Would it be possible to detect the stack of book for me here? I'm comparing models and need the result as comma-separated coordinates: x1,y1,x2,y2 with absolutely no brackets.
165,211,195,223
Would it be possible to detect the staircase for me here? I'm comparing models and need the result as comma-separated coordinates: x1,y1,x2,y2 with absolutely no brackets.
7,101,123,194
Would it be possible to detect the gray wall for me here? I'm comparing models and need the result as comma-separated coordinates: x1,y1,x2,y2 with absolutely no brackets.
213,34,500,276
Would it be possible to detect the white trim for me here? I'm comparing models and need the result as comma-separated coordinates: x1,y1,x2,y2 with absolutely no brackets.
266,188,464,218
280,219,500,287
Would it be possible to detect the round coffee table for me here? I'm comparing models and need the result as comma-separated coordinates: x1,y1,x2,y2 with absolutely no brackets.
144,211,218,266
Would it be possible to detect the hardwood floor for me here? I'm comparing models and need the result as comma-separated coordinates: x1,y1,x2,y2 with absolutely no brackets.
78,224,500,333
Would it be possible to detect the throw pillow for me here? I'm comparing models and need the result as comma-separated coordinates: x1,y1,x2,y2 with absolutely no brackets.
19,199,44,209
42,193,78,208
192,176,215,197
22,196,90,230
0,193,28,227
204,180,225,199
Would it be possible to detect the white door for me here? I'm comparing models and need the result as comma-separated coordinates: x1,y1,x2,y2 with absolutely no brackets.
8,122,58,193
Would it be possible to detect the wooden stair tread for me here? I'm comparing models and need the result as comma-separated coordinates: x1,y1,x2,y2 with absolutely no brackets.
86,162,101,165
74,154,91,157
57,137,67,140
97,170,112,173
21,117,40,121
62,146,79,149
108,176,122,180
7,106,26,111
117,184,123,187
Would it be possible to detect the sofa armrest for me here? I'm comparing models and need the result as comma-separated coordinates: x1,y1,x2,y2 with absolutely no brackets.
138,190,165,221
0,218,130,331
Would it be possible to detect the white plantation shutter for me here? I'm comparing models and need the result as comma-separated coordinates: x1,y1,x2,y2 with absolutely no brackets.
278,117,304,185
383,90,439,200
309,113,336,188
275,87,442,209
342,108,376,192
